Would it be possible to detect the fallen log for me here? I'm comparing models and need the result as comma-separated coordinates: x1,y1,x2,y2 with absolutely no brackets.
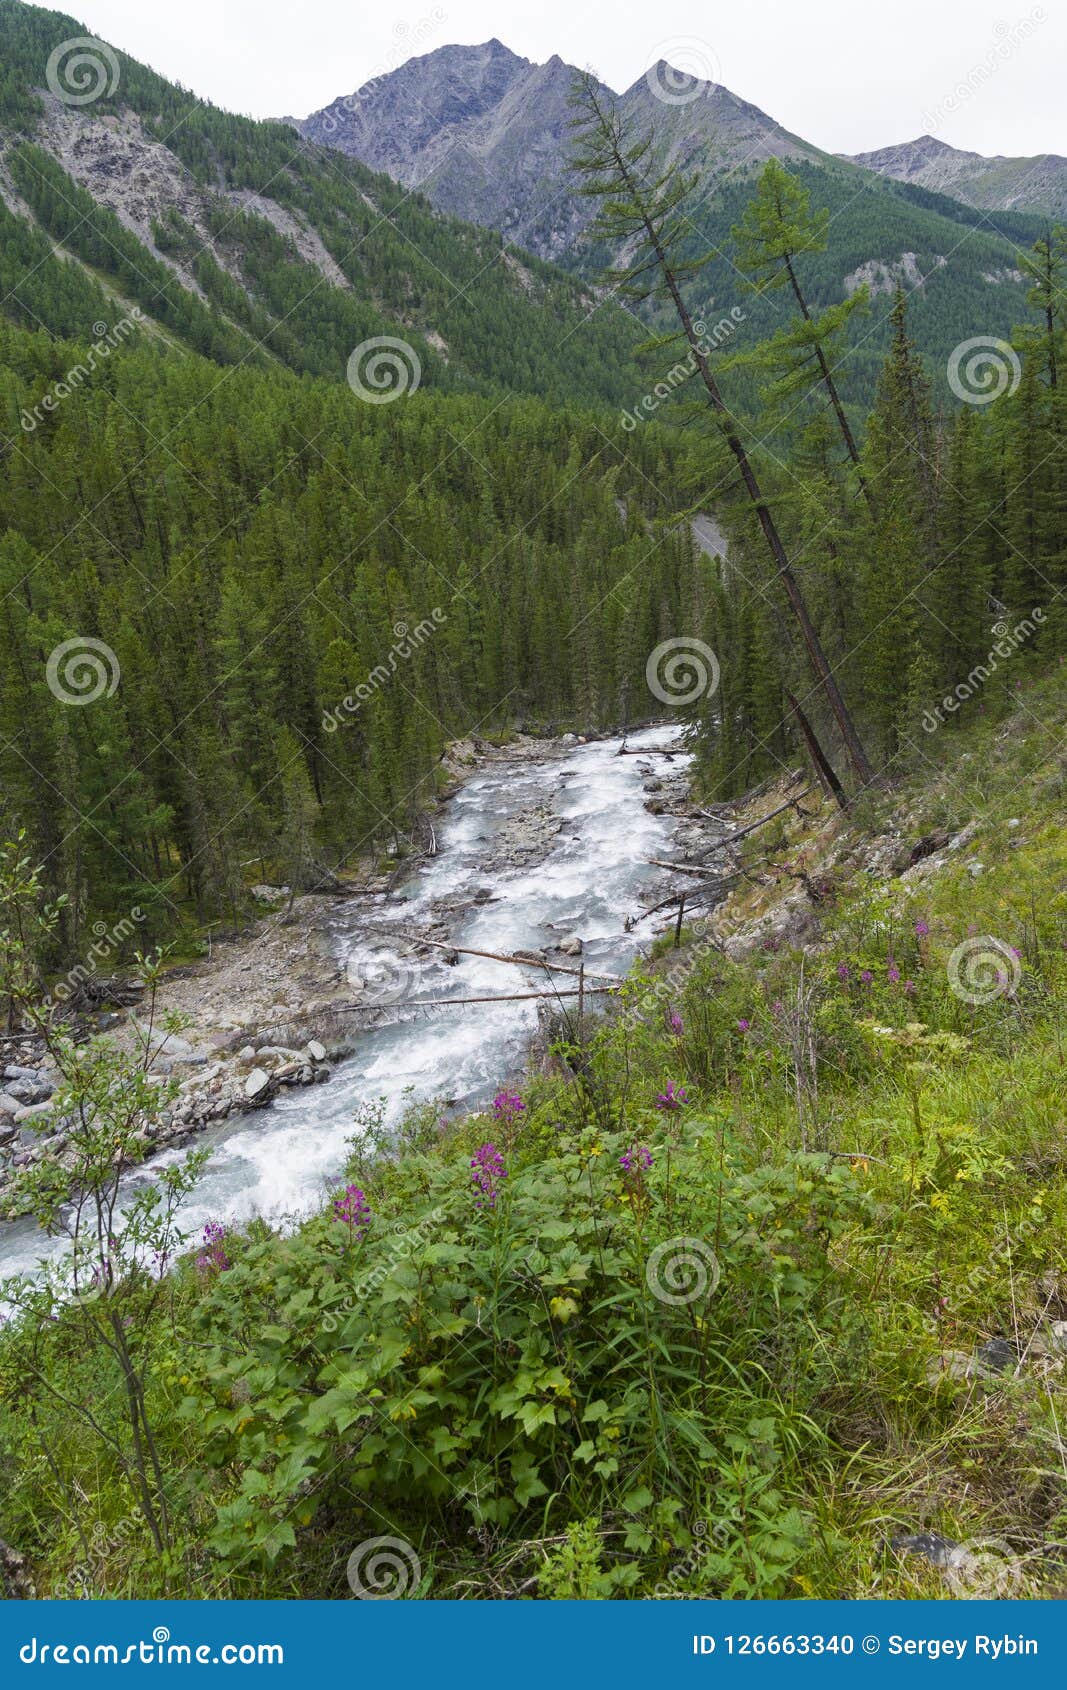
366,927,624,984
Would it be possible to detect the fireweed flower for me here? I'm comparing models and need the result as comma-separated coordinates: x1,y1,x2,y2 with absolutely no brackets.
471,1142,507,1209
333,1184,371,1240
654,1081,689,1111
888,962,901,984
492,1089,524,1124
197,1220,230,1275
667,1009,684,1035
915,919,930,938
619,1145,653,1173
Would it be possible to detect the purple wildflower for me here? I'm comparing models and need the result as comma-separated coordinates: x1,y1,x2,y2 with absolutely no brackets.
888,962,901,985
654,1081,689,1112
772,999,784,1016
904,979,916,996
860,969,873,985
915,919,930,938
333,1184,371,1240
197,1220,230,1276
471,1142,507,1210
837,962,850,982
492,1089,525,1124
737,1018,751,1033
667,1009,684,1035
619,1145,653,1174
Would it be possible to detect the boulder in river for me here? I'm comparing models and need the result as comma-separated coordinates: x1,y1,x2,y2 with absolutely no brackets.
558,935,584,956
244,1067,272,1100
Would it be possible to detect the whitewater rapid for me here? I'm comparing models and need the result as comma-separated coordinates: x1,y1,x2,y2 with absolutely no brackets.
0,726,691,1282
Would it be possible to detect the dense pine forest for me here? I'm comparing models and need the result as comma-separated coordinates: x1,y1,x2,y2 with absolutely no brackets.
1,0,1066,1609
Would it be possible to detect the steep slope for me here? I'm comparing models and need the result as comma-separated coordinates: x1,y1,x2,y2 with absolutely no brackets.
0,2,642,406
848,134,1067,220
295,41,824,262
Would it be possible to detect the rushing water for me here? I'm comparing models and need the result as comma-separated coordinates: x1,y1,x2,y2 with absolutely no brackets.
0,725,691,1282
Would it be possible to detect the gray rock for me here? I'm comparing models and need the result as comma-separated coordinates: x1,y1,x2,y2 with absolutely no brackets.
4,1076,53,1105
0,1095,18,1122
889,1531,960,1568
244,1067,271,1100
558,935,584,957
14,1100,54,1126
977,1337,1017,1374
305,1039,327,1063
3,1064,42,1083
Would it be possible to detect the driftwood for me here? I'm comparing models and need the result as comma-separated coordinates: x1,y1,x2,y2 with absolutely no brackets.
367,927,623,984
616,744,684,757
646,857,724,878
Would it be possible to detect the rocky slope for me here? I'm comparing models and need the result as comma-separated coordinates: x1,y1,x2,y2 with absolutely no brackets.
847,134,1067,219
292,40,822,262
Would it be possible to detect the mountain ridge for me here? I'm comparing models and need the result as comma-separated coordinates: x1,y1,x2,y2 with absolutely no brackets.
845,133,1067,219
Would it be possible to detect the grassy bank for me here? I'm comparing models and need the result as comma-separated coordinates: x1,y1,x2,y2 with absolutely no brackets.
2,669,1066,1599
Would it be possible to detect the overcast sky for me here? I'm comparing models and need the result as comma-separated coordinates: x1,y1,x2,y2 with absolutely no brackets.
37,0,1063,156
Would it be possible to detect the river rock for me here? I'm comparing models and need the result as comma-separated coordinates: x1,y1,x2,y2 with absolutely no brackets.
305,1040,327,1063
4,1076,53,1105
0,1094,18,1122
558,935,583,956
14,1100,55,1126
244,1067,271,1100
3,1064,43,1083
